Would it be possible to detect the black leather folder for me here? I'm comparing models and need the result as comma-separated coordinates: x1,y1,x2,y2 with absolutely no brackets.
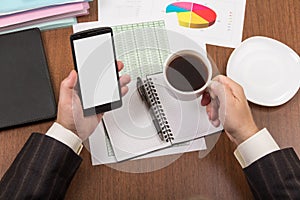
0,28,56,129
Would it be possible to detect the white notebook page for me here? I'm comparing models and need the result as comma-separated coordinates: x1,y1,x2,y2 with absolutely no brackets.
149,73,223,144
103,81,170,161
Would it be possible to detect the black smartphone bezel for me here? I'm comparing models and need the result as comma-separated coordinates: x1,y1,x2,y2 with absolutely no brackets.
70,27,122,116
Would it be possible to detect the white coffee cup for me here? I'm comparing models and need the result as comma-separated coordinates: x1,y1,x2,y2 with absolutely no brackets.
163,50,212,101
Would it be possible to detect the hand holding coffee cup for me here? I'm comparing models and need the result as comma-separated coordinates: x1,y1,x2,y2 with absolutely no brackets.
163,50,213,101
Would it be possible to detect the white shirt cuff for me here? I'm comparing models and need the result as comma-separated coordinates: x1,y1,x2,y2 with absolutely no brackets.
46,122,83,155
234,128,280,168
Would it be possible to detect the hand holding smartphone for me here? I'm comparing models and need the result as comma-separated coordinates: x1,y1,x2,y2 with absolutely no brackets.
70,27,122,116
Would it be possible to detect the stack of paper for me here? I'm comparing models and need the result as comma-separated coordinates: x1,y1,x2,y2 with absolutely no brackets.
0,0,91,34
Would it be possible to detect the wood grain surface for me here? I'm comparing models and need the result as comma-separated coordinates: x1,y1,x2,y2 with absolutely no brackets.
0,0,299,199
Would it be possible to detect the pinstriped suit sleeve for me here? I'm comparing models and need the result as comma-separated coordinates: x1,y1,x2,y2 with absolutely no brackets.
0,133,82,200
244,148,300,199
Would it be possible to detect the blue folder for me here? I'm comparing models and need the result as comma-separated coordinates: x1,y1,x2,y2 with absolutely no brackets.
0,0,88,16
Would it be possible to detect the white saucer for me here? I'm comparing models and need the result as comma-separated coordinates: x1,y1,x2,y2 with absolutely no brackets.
226,36,300,106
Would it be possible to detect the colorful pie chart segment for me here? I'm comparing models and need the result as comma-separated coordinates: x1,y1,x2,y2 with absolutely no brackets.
166,2,217,28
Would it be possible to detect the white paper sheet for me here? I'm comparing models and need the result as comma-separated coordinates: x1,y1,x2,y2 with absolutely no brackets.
89,121,207,165
98,0,246,48
98,0,155,24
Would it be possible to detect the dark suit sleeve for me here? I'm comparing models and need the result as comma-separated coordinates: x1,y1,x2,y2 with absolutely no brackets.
244,148,300,199
0,133,82,200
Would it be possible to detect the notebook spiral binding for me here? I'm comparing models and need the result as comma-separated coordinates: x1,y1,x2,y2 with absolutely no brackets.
144,77,174,142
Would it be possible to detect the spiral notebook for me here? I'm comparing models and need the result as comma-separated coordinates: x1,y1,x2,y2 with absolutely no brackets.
103,73,223,161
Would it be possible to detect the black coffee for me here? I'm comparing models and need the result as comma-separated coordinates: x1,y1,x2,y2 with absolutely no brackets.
166,54,208,92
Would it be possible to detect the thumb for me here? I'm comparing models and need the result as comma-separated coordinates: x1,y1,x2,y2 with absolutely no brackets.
59,70,77,101
208,80,228,105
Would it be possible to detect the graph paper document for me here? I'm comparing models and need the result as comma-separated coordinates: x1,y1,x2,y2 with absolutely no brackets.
111,20,170,79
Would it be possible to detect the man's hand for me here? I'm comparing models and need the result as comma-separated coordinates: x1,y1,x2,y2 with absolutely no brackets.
201,75,258,145
57,61,131,141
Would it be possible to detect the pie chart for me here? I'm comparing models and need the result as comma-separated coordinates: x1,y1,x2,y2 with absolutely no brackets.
166,2,217,28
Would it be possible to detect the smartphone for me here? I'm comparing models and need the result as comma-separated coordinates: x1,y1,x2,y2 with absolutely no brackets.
70,27,122,116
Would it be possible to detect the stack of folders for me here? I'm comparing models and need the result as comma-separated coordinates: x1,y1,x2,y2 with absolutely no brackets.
0,0,91,34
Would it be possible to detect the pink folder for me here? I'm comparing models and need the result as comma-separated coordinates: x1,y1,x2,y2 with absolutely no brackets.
0,2,89,28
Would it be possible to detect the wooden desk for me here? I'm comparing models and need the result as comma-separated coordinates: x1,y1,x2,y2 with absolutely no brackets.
0,0,299,199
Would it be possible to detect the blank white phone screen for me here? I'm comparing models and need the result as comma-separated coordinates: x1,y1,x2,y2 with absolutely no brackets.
73,33,120,109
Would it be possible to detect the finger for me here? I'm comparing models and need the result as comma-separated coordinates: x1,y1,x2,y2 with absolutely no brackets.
207,80,218,100
211,119,221,127
213,75,244,96
209,80,229,106
201,91,211,106
97,113,104,123
120,74,131,87
59,70,77,101
207,99,219,122
121,86,129,96
206,103,213,120
213,75,240,88
117,61,124,72
62,70,77,89
206,103,221,127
